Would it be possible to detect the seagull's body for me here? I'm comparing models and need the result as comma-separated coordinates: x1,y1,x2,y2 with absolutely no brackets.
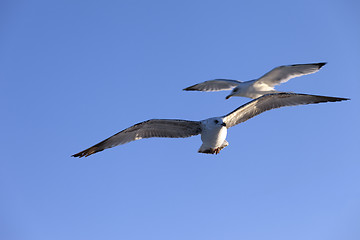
198,117,228,154
72,93,348,157
183,62,327,99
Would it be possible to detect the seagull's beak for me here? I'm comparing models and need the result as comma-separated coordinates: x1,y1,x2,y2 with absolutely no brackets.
221,122,227,127
225,94,232,100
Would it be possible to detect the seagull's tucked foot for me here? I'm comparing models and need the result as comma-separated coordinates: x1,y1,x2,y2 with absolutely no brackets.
198,140,229,154
199,148,220,154
198,148,215,154
214,140,229,154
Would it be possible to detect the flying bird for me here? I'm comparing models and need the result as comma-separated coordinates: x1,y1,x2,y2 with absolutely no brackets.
72,93,348,158
183,62,327,99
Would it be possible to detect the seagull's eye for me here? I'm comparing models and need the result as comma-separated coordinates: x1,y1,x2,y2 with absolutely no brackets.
214,120,219,124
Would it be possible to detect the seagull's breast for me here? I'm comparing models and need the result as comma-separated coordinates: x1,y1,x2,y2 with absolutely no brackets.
200,125,228,150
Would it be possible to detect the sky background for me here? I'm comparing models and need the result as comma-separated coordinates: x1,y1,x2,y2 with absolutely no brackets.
1,0,360,239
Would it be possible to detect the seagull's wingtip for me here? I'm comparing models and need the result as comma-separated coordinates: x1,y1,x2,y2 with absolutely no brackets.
328,96,350,102
183,86,195,91
71,153,85,158
318,62,327,68
71,147,99,158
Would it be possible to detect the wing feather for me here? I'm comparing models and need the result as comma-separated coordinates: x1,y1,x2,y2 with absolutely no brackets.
72,119,202,158
183,79,241,92
223,93,349,128
255,62,327,87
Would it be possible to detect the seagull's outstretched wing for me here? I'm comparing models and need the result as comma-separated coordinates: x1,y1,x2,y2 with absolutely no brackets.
183,79,241,92
72,119,202,158
255,62,327,87
223,93,349,128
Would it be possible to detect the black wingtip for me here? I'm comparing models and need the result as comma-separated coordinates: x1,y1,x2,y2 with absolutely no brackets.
317,62,327,68
313,95,350,103
71,150,91,158
71,153,84,158
183,86,197,91
337,97,350,101
71,145,105,158
329,97,350,103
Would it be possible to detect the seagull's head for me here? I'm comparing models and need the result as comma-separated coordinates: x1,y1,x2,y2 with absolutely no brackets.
204,117,227,128
226,87,240,100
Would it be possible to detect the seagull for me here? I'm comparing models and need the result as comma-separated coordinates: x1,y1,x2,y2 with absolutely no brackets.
72,93,348,158
183,62,327,99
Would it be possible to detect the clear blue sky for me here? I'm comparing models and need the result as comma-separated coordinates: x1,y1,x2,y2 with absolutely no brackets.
1,1,359,239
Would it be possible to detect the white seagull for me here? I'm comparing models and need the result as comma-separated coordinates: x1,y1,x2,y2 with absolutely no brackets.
72,93,348,157
184,62,327,99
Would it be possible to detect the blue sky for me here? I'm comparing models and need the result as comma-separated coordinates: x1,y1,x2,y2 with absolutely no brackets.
1,0,359,239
